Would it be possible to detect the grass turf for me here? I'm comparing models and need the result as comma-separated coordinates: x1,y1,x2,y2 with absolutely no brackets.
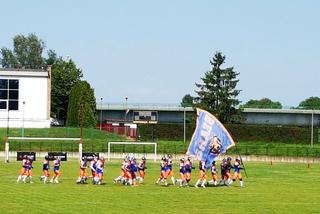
0,160,320,214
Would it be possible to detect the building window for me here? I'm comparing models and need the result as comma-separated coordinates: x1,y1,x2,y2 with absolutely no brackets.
0,101,6,109
0,79,19,110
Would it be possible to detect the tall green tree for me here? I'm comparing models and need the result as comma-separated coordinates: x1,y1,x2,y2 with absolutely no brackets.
194,52,241,123
51,58,83,122
240,98,282,109
181,94,194,107
66,81,97,127
0,33,46,69
298,97,320,110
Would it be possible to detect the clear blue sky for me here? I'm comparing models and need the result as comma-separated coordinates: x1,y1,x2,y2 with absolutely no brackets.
1,0,319,107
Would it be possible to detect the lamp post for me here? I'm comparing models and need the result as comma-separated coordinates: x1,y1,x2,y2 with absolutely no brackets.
125,96,128,136
183,107,186,143
5,104,10,163
100,97,103,131
125,96,128,109
22,101,26,137
125,96,128,121
311,109,314,148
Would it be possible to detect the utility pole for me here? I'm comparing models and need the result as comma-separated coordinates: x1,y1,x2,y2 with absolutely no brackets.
100,97,103,131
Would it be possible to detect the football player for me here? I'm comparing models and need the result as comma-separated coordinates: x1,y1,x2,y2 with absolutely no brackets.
166,154,176,185
16,155,28,183
76,156,88,184
137,156,147,184
40,155,50,184
195,160,207,188
50,157,61,183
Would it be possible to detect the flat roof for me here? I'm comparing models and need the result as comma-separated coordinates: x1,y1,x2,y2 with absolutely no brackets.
0,69,49,77
243,108,320,114
97,104,194,112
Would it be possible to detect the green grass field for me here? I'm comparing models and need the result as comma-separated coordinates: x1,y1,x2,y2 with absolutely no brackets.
0,159,320,214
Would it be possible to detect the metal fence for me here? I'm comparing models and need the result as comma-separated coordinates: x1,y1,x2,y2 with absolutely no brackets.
7,141,320,158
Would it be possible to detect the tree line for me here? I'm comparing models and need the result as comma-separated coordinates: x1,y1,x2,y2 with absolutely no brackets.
0,33,96,127
181,52,320,124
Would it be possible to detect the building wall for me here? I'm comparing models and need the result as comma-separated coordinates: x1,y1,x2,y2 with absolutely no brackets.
243,112,320,126
97,106,194,124
97,106,320,127
0,71,50,128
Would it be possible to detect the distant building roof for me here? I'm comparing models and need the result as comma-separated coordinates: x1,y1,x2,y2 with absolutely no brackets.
0,68,49,77
243,108,320,115
97,104,194,112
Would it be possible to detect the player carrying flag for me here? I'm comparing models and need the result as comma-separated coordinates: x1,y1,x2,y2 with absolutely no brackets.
228,157,244,187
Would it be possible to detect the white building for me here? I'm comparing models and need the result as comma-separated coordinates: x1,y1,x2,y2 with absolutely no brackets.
0,68,51,128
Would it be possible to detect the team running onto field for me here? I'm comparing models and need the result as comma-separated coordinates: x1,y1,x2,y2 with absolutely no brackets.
16,154,244,188
17,155,62,184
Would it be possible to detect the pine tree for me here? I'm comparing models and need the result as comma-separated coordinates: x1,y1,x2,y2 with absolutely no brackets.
194,52,242,123
66,81,97,127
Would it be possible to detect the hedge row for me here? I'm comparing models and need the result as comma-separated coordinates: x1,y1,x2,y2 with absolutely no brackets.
137,123,318,144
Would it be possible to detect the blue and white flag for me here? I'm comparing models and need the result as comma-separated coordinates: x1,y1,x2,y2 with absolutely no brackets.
187,108,236,169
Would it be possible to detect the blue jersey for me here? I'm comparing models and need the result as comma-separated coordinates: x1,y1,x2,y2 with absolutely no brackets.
90,160,97,172
43,160,49,171
26,160,33,170
160,160,167,171
234,161,241,173
130,161,138,172
53,159,61,171
185,160,192,173
179,162,185,174
96,160,104,174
